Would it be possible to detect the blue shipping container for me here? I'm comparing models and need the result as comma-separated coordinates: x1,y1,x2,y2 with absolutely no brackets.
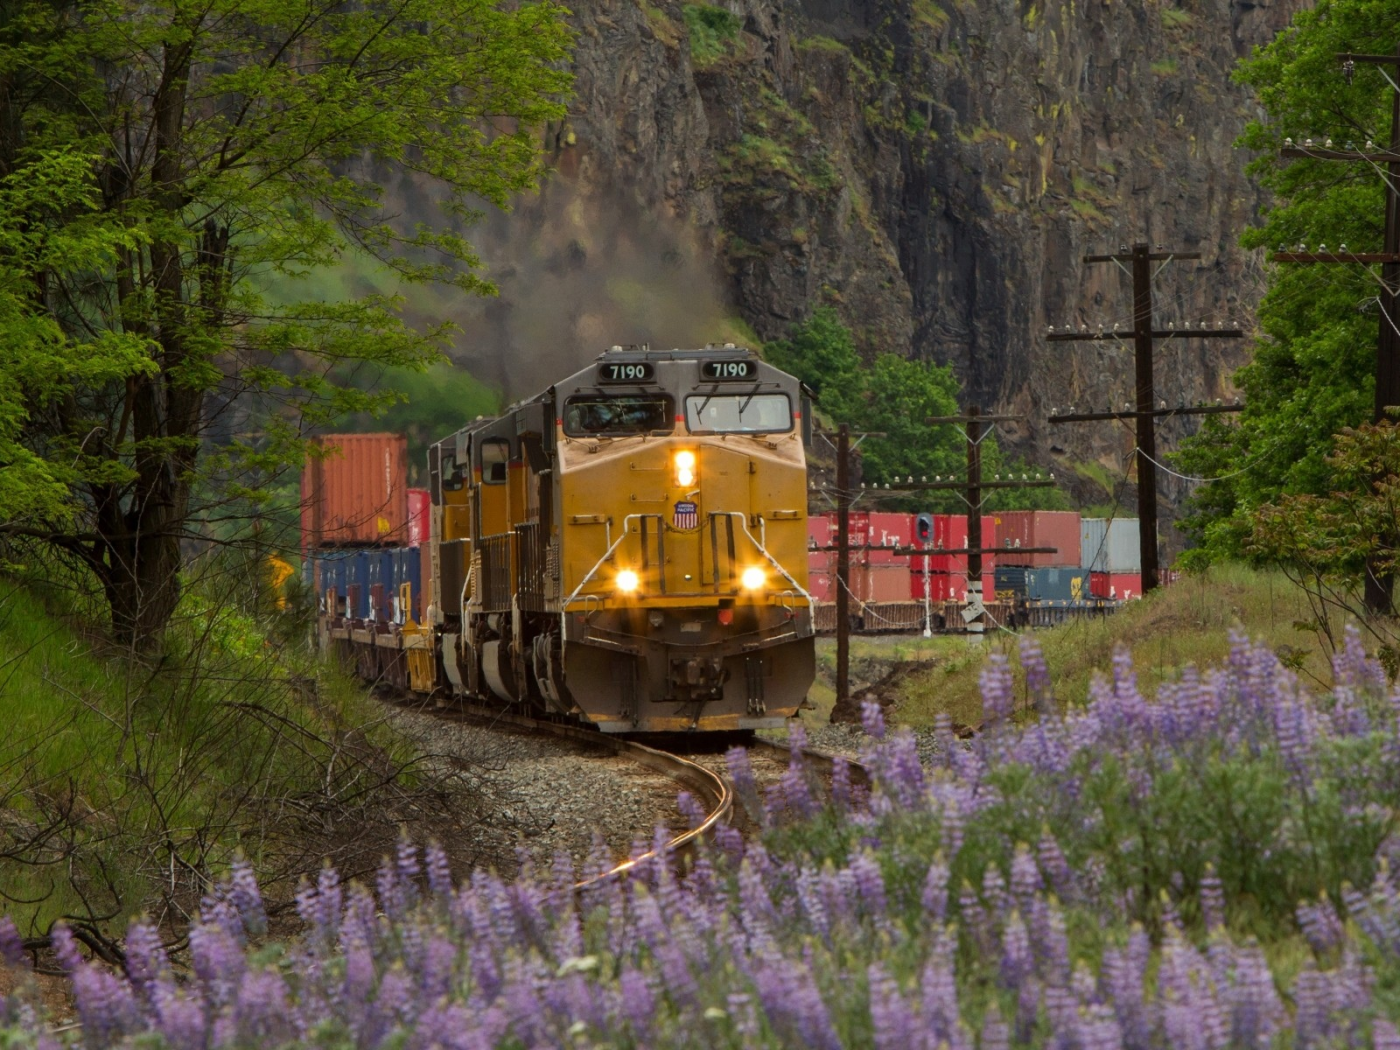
350,550,372,619
994,565,1087,601
398,546,423,623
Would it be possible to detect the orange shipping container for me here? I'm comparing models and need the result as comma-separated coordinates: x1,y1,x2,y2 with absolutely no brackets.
301,433,409,548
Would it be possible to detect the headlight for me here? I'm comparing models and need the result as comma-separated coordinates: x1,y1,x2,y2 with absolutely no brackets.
740,566,766,591
616,569,639,593
674,449,696,487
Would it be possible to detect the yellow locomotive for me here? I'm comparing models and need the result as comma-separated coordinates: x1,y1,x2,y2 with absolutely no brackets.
335,344,816,732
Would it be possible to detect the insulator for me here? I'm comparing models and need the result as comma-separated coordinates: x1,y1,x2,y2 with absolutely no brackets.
1049,472,1055,480
1200,320,1207,329
1160,399,1166,409
1340,243,1349,253
1048,324,1055,332
1368,139,1376,150
921,476,927,482
1298,242,1306,251
1319,243,1327,252
1119,243,1128,252
1344,58,1356,84
1168,321,1175,329
861,482,866,489
1112,322,1119,331
1285,137,1294,147
1305,138,1313,147
1325,138,1334,148
1080,324,1088,332
1022,473,1028,481
994,473,1000,481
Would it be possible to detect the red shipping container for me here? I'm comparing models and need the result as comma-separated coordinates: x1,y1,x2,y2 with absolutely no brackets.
808,547,831,577
808,570,833,602
850,564,910,602
994,511,1081,567
807,513,833,550
911,571,966,602
302,433,409,548
1090,571,1141,600
921,514,998,573
866,513,912,566
407,488,430,546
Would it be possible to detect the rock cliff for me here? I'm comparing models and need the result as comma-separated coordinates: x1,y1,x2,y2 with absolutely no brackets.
449,0,1305,536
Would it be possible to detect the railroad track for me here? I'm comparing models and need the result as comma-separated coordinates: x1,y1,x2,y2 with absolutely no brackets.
377,691,869,888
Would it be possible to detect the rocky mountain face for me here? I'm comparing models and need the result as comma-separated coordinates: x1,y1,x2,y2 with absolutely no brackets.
458,0,1304,537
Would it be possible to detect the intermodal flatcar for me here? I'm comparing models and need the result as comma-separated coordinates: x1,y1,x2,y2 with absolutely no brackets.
308,344,817,733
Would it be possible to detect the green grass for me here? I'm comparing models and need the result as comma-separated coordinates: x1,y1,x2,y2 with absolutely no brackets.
682,3,741,65
0,574,404,937
891,563,1348,730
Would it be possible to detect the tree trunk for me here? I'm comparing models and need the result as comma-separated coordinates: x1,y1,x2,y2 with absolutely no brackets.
96,464,189,653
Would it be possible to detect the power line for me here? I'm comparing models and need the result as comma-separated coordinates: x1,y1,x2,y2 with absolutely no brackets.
1046,243,1245,594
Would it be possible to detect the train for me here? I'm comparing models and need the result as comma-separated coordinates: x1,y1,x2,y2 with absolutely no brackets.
305,344,817,733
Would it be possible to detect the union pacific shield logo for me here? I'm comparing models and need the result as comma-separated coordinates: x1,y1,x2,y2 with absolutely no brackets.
673,500,698,529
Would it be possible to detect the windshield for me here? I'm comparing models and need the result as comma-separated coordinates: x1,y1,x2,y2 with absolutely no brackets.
563,396,673,437
685,393,792,434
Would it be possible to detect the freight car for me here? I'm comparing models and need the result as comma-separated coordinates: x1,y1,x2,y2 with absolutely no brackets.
308,344,816,733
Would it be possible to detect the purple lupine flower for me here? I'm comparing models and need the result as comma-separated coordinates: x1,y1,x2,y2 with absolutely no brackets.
981,653,1014,726
233,967,293,1044
982,864,1008,919
0,917,26,970
752,950,843,1050
228,854,267,936
1227,940,1284,1049
922,857,950,922
122,919,168,1000
831,756,853,812
919,934,962,1046
999,910,1033,988
867,962,919,1050
1020,636,1051,711
1376,1019,1400,1050
50,924,84,975
676,790,707,830
188,921,245,1007
862,696,887,739
1199,865,1225,932
939,798,966,861
1009,843,1042,907
850,853,888,923
424,841,453,899
67,952,142,1046
618,968,655,1042
1037,830,1076,902
789,720,808,754
1076,1003,1124,1050
726,746,762,821
151,981,207,1050
980,1005,1011,1050
1298,896,1345,955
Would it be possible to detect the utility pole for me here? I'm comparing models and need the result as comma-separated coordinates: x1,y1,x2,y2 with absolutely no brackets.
1270,47,1400,611
819,418,1053,715
1048,243,1244,592
834,423,851,714
926,406,1056,638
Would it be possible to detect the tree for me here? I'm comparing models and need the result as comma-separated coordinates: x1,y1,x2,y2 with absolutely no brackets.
0,0,571,648
1176,0,1400,560
769,309,1066,511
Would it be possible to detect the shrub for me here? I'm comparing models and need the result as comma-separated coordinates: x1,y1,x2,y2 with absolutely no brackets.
5,631,1400,1046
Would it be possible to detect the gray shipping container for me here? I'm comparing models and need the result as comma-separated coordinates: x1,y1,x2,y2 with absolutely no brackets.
1080,518,1141,573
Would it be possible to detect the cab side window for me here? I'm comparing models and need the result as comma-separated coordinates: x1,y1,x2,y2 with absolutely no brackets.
481,438,510,484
